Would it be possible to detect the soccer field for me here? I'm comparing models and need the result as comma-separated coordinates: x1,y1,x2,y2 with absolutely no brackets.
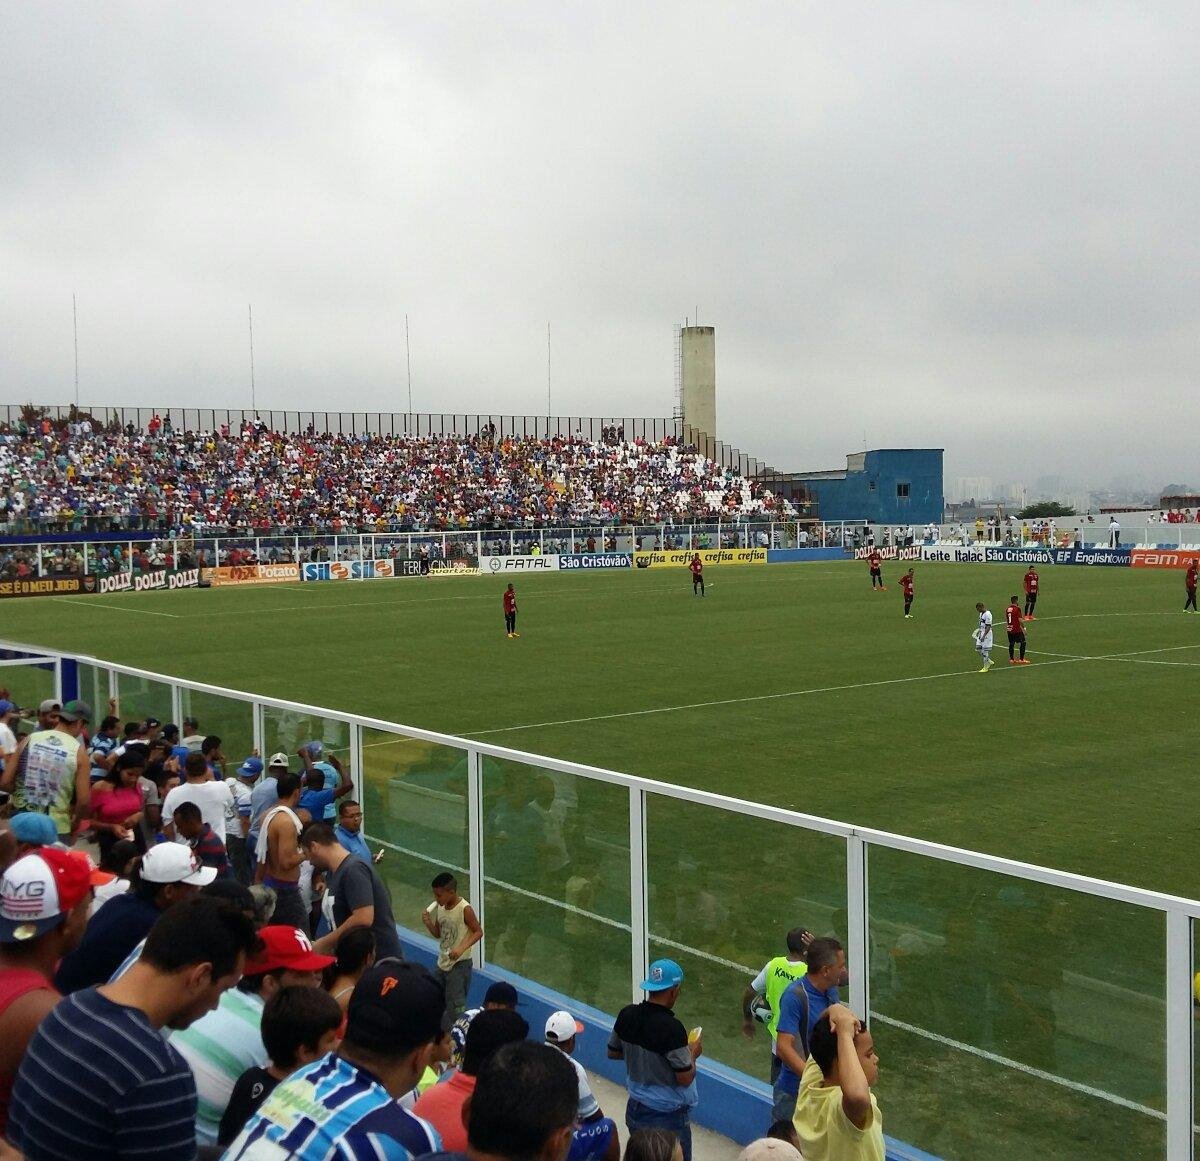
4,559,1196,1159
5,559,1194,894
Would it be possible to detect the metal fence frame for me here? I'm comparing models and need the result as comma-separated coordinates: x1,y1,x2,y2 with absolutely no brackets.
1,637,1195,1158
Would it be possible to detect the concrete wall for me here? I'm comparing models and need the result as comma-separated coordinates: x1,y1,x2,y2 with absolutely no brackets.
798,450,944,524
680,326,716,439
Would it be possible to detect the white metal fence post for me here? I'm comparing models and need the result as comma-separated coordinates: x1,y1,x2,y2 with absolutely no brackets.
467,749,486,967
170,682,182,734
629,786,648,1001
252,701,264,761
1165,908,1193,1160
847,836,870,1020
349,723,363,805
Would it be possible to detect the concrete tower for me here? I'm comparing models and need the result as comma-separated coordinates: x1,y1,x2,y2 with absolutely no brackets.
680,325,716,438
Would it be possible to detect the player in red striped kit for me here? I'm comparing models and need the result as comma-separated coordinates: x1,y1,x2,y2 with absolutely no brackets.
1006,595,1029,664
1186,559,1198,613
503,583,519,638
1023,566,1039,620
867,550,884,590
900,568,915,618
690,553,705,596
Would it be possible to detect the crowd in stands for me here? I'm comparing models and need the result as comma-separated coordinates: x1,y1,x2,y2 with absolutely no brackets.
0,419,793,535
0,684,882,1159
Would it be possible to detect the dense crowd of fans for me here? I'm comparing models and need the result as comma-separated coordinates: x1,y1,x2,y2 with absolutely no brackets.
0,687,880,1159
0,420,792,534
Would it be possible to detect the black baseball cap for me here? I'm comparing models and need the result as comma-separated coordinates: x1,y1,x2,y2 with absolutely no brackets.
484,981,518,1006
345,962,444,1055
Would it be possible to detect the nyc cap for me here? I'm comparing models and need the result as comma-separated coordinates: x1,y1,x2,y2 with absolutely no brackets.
244,925,335,975
140,843,217,886
545,1010,585,1042
640,958,684,992
0,849,115,942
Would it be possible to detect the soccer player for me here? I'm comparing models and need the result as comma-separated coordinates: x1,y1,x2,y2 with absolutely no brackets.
867,550,884,590
1005,595,1029,664
899,568,915,618
503,584,519,638
973,602,994,672
690,553,705,596
1186,560,1198,613
1023,566,1039,620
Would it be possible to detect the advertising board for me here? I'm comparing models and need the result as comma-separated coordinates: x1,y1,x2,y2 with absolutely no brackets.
983,547,1053,565
920,545,988,563
854,546,923,561
558,553,634,570
96,568,204,594
1130,549,1200,570
481,555,561,574
634,548,766,568
207,564,301,587
301,559,422,582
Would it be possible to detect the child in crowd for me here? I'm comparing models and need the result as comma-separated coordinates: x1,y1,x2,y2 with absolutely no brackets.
422,871,483,1028
217,986,342,1146
173,801,232,878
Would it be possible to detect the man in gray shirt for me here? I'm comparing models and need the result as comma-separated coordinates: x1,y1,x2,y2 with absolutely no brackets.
301,821,403,961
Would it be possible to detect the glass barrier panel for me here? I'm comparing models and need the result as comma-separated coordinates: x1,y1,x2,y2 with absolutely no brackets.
867,844,1165,1159
482,757,631,1015
646,795,848,1080
74,662,108,714
180,690,254,770
116,674,174,730
360,730,470,922
261,708,351,795
0,662,58,729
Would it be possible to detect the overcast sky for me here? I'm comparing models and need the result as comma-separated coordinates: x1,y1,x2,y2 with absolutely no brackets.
2,2,1196,488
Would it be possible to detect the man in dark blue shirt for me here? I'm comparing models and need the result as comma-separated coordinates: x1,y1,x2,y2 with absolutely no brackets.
772,937,845,1121
54,842,215,993
10,895,257,1161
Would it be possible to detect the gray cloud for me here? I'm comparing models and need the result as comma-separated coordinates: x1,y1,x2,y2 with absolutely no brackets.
2,2,1196,491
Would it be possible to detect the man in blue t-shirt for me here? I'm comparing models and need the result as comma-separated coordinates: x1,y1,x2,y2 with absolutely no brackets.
303,742,344,821
298,749,352,822
772,937,845,1121
224,961,445,1160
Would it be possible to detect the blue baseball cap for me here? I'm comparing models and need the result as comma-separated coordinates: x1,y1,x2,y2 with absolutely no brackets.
238,757,264,778
640,959,684,992
0,700,16,717
305,741,324,757
10,813,60,848
169,746,190,762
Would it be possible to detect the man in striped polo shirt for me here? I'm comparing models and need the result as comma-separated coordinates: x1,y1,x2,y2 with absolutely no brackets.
9,895,258,1160
225,960,445,1160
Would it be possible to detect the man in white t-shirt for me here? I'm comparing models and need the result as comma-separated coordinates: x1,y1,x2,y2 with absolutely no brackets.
0,699,19,765
545,1010,619,1161
161,751,234,843
973,602,994,672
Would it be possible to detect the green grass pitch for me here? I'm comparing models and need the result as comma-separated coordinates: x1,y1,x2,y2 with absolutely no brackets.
4,560,1195,1159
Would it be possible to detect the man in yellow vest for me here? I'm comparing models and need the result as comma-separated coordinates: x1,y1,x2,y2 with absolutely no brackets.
740,926,812,1083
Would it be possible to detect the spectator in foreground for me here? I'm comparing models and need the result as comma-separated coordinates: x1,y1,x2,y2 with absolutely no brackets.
607,959,701,1161
217,984,344,1146
773,937,845,1122
413,1007,529,1152
624,1129,682,1161
792,1005,883,1160
8,895,258,1160
302,822,404,961
735,1139,803,1161
422,870,483,1027
0,849,112,1134
54,842,216,993
448,979,519,1069
223,960,445,1159
170,924,334,1147
458,1040,580,1161
545,1009,619,1161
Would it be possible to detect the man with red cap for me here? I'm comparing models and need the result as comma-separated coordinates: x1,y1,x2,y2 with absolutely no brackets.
170,924,334,1148
0,848,113,1134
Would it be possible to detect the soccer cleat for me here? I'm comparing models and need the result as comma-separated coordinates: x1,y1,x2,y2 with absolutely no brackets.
506,633,514,638
979,664,990,672
1009,659,1018,665
1018,658,1031,664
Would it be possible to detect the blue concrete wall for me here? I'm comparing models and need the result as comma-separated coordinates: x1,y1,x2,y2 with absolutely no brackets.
798,450,943,525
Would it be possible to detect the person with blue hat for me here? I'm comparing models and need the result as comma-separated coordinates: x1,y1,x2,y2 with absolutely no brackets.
8,813,60,856
607,959,702,1161
224,757,262,885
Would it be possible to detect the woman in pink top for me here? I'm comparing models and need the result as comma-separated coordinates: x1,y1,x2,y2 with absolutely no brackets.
89,750,146,861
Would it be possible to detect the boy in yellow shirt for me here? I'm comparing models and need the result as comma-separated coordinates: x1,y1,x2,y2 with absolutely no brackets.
793,1004,883,1161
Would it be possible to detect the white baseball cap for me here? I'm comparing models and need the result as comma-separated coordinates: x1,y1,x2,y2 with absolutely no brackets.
545,1010,584,1043
140,843,217,886
267,752,290,769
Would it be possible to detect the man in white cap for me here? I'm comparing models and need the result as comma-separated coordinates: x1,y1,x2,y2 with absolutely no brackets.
54,842,215,994
545,1010,619,1161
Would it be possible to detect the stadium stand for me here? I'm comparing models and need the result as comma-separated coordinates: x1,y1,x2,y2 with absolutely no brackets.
0,422,793,534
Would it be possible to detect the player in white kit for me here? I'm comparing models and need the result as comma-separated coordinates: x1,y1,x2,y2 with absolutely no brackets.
973,602,994,672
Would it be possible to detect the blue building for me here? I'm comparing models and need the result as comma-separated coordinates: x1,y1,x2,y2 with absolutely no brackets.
768,449,944,524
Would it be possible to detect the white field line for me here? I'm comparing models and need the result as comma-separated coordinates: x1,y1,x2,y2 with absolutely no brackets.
49,597,179,619
371,833,1177,1124
463,657,1089,737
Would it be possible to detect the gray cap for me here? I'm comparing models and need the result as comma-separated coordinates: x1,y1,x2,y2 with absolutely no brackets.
38,699,61,715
